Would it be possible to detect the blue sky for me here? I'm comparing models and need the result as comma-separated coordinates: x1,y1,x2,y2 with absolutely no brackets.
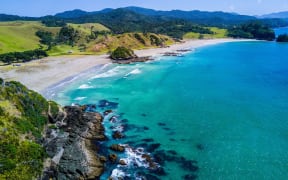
1,0,288,16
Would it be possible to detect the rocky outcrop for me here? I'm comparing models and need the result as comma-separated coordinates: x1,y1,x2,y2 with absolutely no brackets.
109,144,125,152
112,56,154,64
42,105,106,180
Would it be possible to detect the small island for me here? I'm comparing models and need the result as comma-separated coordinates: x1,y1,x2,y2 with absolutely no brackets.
110,46,153,64
276,34,288,42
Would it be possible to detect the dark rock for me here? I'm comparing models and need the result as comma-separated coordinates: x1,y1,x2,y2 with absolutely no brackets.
183,174,198,180
146,143,161,152
109,154,118,163
112,131,124,139
181,160,199,172
157,122,166,126
104,109,113,115
196,143,205,151
124,124,149,132
150,167,167,176
141,113,147,117
109,116,118,122
119,159,127,166
98,100,109,108
143,126,149,130
142,154,158,169
121,119,128,123
153,150,166,165
99,156,107,162
110,144,125,152
141,138,154,142
167,150,177,155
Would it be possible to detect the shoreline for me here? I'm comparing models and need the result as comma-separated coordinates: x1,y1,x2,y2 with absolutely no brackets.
0,38,253,94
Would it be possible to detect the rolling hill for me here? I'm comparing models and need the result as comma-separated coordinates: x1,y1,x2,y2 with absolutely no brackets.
0,21,60,54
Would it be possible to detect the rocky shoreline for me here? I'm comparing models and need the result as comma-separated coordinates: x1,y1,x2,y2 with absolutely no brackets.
42,105,106,179
111,56,154,64
40,100,200,179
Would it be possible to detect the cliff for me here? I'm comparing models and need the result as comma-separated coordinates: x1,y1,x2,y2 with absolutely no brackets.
0,78,105,179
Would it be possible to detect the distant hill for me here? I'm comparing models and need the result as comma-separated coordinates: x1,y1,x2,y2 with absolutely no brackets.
54,8,113,19
260,11,288,19
53,7,257,27
124,6,256,26
0,14,36,21
1,7,287,29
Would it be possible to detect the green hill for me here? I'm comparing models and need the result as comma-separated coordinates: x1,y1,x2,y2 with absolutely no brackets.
0,21,60,54
0,21,111,55
0,21,174,57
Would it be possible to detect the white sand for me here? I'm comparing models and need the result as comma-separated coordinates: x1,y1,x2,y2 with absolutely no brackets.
0,38,252,93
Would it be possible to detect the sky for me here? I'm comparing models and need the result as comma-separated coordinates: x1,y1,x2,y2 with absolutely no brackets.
1,0,288,17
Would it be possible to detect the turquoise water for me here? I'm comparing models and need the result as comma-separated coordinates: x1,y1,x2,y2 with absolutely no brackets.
50,41,288,179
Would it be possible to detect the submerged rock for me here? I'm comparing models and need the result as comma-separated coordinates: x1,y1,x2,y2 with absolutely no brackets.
119,159,127,166
110,144,125,152
183,174,198,180
112,131,125,139
109,154,118,163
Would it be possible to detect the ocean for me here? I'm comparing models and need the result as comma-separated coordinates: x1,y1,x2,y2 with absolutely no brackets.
48,40,288,179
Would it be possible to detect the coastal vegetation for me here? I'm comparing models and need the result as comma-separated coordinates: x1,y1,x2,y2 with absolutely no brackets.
227,21,275,40
276,34,288,42
0,49,47,64
0,78,59,179
110,46,136,60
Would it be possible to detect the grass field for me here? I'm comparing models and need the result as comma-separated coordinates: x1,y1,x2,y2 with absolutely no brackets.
0,21,60,54
68,23,110,34
183,27,228,39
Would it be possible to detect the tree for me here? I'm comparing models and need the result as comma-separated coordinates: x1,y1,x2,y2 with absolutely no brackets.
228,21,275,41
35,31,54,49
58,26,80,46
110,46,137,60
276,34,288,42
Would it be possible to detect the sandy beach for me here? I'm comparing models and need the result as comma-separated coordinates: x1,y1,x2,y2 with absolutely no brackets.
0,38,251,93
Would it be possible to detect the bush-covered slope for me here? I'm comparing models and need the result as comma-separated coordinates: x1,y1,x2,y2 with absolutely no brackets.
0,78,58,179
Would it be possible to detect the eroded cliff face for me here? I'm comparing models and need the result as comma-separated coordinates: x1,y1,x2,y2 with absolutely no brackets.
42,105,106,180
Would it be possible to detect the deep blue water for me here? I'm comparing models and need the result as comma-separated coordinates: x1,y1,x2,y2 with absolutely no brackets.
50,41,288,179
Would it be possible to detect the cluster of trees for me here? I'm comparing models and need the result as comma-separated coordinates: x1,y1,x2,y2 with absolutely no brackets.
228,21,275,41
110,46,136,60
41,16,67,27
0,49,48,64
88,30,111,40
58,26,80,46
35,30,54,49
276,34,288,42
